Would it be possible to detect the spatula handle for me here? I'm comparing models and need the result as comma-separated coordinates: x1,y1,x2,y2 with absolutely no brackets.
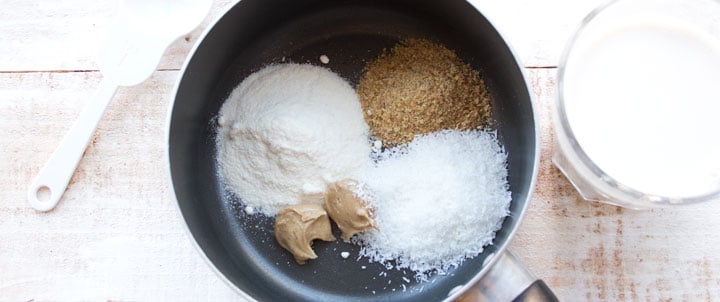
28,77,118,212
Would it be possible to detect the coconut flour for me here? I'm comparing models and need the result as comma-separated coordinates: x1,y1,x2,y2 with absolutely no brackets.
216,64,370,215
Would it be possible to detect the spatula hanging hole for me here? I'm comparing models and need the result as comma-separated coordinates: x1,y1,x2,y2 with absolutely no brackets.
36,186,52,203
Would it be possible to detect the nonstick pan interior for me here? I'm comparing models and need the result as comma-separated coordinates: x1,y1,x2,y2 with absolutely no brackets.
168,0,537,300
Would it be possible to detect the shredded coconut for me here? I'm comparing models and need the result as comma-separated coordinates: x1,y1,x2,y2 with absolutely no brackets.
244,206,255,215
216,63,370,215
319,54,330,64
353,130,511,279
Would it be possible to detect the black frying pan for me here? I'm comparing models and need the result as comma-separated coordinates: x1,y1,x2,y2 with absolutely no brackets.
168,0,553,300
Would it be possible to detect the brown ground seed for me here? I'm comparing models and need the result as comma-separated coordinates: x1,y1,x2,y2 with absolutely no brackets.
357,39,492,145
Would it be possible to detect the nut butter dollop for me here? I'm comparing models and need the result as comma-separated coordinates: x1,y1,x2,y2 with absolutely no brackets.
274,204,335,264
325,179,377,240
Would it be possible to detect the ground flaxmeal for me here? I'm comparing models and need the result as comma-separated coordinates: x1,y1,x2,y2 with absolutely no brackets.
357,39,492,145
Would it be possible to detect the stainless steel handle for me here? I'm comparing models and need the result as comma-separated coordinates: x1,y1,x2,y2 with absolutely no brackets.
456,250,558,302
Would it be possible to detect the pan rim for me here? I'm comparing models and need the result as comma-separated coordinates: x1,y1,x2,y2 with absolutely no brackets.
165,0,541,300
164,1,257,301
441,7,541,302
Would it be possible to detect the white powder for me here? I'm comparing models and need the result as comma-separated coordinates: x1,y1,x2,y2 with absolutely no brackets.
216,63,370,215
353,130,511,279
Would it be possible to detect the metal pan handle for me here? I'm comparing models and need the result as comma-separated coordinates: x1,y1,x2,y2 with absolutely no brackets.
456,250,558,302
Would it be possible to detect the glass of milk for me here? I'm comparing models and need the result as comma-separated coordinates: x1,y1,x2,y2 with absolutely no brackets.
554,0,720,209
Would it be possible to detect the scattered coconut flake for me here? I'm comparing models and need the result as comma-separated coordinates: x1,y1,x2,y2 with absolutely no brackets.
373,140,382,149
244,206,255,215
341,252,350,259
320,55,330,64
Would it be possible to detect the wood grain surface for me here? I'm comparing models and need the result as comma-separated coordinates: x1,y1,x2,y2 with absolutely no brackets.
1,0,719,301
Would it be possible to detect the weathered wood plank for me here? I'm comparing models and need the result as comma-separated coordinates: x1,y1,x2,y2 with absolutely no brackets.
0,70,242,300
469,0,604,67
0,0,602,72
0,0,236,72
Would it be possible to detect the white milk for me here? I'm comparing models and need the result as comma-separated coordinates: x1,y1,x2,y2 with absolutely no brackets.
563,17,720,198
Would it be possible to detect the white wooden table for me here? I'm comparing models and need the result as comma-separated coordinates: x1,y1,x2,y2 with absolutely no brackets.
2,0,719,300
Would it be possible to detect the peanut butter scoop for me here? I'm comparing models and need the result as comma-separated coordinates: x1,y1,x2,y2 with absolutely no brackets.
325,179,377,240
274,204,335,264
